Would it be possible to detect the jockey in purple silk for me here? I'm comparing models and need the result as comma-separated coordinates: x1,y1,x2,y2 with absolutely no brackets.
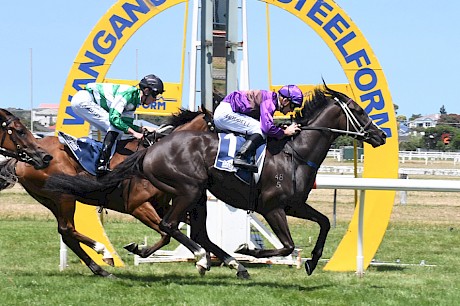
213,85,303,172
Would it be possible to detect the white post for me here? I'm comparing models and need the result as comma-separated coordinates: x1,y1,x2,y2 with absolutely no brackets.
30,48,34,133
187,0,199,111
59,235,67,271
240,0,250,90
356,190,365,277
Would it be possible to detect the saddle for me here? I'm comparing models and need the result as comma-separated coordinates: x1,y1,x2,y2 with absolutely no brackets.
214,133,266,185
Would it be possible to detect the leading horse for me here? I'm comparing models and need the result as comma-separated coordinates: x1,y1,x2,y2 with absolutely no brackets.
46,84,387,279
0,107,212,277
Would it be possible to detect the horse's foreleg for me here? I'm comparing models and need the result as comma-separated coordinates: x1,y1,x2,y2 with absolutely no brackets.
57,200,114,276
285,202,331,276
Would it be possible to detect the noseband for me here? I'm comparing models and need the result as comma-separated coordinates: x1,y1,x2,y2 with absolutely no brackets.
0,115,36,163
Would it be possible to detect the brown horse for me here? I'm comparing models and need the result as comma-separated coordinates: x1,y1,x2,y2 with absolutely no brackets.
46,84,387,279
0,107,212,277
0,109,52,171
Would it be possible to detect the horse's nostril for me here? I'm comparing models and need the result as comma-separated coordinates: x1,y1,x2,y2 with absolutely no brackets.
43,154,53,162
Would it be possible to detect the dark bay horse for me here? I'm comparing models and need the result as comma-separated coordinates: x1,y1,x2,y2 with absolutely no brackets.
46,84,387,279
0,108,212,277
0,109,52,171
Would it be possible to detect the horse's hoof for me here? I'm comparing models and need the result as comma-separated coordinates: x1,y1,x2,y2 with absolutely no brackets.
103,257,115,267
234,243,249,255
196,264,207,276
123,242,138,253
98,270,114,278
305,260,314,276
236,270,250,280
106,273,117,279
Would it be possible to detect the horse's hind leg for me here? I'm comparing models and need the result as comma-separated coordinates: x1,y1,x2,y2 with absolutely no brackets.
189,193,250,279
285,202,331,276
236,207,296,259
125,201,171,258
159,194,207,263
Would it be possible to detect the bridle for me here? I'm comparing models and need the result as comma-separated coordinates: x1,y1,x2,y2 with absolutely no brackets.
300,97,373,141
286,96,375,191
0,115,35,163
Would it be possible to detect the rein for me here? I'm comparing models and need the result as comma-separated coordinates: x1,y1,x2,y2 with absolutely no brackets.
0,116,34,163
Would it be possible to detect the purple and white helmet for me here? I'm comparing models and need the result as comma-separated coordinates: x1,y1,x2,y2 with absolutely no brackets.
278,85,303,106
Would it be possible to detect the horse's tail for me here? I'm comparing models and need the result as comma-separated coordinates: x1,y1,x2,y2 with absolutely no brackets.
0,158,18,191
45,149,148,199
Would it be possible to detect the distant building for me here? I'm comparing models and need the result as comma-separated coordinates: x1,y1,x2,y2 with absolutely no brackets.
33,108,58,127
407,114,440,129
30,103,59,128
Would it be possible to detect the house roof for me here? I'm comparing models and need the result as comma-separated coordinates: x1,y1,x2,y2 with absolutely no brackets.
410,114,440,122
34,108,58,116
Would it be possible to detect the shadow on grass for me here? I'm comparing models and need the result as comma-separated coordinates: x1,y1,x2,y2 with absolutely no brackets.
371,265,406,272
117,272,333,291
7,264,333,292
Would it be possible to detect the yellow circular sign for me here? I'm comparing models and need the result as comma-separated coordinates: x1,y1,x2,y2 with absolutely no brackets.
56,0,398,271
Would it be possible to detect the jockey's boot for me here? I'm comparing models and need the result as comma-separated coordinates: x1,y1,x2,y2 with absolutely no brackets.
96,131,119,177
233,133,265,173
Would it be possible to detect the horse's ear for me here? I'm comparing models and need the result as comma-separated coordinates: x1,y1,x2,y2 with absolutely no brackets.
322,77,333,93
321,78,347,101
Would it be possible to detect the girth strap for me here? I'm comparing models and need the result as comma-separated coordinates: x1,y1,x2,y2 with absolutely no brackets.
285,142,319,194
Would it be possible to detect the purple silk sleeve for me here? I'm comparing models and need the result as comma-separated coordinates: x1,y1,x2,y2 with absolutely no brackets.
259,91,284,139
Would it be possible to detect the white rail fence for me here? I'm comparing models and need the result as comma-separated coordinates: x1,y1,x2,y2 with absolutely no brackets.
327,149,460,165
315,176,460,276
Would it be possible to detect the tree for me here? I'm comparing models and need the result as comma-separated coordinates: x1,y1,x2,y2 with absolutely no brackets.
422,125,459,151
438,113,460,128
409,114,422,121
332,135,357,148
399,135,423,151
396,115,407,123
440,105,447,115
451,133,460,150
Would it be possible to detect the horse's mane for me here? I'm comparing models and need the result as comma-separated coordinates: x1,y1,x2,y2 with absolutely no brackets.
0,108,14,118
294,87,329,124
166,108,205,128
294,82,350,125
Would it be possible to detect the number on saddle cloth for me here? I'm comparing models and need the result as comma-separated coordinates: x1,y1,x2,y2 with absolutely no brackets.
213,133,266,184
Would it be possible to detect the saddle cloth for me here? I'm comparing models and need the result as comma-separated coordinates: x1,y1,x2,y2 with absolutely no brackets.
58,131,116,176
214,133,266,184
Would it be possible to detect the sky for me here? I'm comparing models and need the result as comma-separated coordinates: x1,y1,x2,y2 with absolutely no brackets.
1,0,459,118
